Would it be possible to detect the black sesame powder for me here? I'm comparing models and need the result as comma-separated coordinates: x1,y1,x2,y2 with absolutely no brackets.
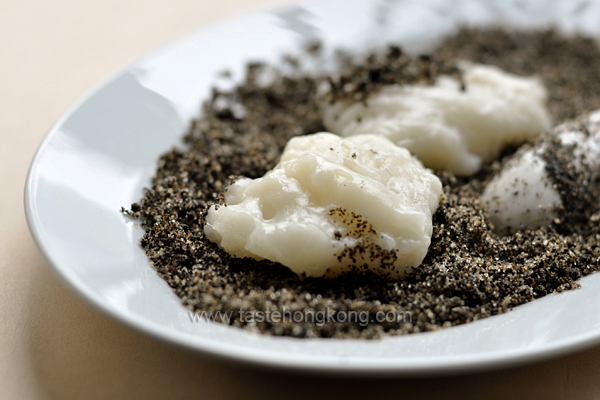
125,29,600,339
542,123,600,235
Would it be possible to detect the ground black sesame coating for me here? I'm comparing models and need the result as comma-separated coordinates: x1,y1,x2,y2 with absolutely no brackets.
436,28,600,122
325,45,463,104
126,28,600,339
542,121,600,235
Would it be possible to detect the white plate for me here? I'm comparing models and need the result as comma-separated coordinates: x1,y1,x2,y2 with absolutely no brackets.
25,0,600,376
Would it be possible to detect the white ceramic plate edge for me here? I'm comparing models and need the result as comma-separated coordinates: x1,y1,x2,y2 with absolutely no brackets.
23,0,600,377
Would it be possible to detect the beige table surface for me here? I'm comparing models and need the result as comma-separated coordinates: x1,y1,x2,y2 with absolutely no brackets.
4,0,600,399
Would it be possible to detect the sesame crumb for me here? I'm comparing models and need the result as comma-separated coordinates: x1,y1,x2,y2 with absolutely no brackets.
125,28,600,339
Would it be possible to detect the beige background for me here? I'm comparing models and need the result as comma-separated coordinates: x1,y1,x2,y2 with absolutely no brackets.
3,0,600,398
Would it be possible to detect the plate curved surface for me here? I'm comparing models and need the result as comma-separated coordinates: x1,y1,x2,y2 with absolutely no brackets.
25,0,600,376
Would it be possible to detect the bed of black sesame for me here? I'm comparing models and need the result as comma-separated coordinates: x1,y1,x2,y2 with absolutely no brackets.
124,28,600,339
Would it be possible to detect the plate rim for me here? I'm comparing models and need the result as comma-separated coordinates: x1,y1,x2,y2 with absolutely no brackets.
23,0,600,377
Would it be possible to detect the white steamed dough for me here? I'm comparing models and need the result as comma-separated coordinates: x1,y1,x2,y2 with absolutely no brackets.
324,63,551,176
482,110,600,234
204,132,442,278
